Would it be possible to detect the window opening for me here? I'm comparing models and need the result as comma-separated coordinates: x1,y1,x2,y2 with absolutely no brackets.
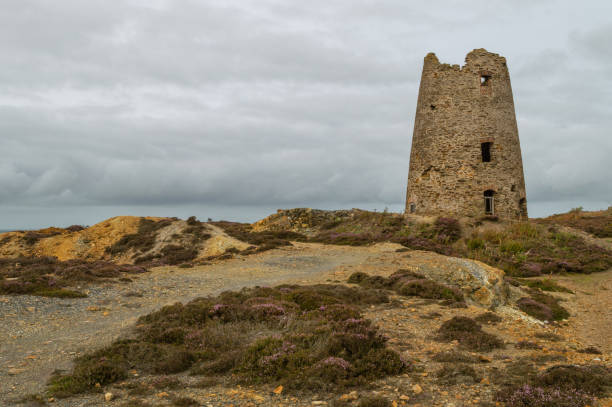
484,190,495,215
409,203,416,213
480,75,491,86
481,142,492,162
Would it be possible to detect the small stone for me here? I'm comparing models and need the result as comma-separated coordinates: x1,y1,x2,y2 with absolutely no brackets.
7,368,25,375
273,385,283,394
104,392,114,402
339,391,358,401
392,401,398,407
400,395,410,400
311,401,327,406
157,392,169,398
411,384,423,394
48,398,55,403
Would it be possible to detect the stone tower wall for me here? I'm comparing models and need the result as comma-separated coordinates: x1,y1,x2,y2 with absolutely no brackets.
406,49,527,219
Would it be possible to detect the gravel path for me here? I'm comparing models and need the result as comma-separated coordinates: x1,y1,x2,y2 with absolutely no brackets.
0,243,389,403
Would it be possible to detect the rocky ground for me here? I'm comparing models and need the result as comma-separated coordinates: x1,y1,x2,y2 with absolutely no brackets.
1,242,610,406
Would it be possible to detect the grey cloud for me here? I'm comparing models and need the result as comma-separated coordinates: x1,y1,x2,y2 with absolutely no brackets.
0,0,611,228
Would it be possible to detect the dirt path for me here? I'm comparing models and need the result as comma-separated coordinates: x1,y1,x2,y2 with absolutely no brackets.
0,242,403,402
550,269,612,354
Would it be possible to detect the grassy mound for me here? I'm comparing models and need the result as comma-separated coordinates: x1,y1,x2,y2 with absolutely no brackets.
0,257,147,297
48,283,407,397
106,217,212,266
535,207,612,238
258,210,612,277
347,270,464,304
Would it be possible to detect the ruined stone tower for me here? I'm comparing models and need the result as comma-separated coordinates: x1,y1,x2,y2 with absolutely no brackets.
405,49,527,219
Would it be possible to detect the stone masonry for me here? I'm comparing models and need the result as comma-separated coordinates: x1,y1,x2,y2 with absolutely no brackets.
406,49,527,220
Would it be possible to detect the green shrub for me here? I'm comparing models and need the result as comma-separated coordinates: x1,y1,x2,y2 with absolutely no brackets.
500,239,525,255
467,237,485,250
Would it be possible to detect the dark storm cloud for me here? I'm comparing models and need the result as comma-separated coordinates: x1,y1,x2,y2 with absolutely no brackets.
0,0,611,228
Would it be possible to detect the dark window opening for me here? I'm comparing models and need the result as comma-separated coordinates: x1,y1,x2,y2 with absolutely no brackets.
511,184,516,192
409,203,416,213
430,104,436,110
480,74,491,86
481,142,492,162
484,190,495,215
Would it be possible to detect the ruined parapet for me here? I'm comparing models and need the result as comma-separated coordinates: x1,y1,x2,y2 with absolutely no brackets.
406,49,527,220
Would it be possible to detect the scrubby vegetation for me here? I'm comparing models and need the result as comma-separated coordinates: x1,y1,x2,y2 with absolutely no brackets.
21,229,63,246
106,217,212,266
257,209,612,277
474,312,502,325
515,278,573,293
47,283,407,397
347,269,464,304
463,222,612,276
517,291,570,322
496,363,612,407
107,218,174,256
211,221,307,253
0,257,147,297
535,206,612,238
436,317,504,352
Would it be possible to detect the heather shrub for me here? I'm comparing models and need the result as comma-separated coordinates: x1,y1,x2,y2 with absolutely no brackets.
65,225,86,232
0,257,148,297
496,364,611,407
433,217,462,242
432,351,488,364
347,270,464,304
499,385,595,407
517,292,569,321
48,283,405,396
358,396,392,407
516,278,573,293
517,297,553,321
436,363,481,384
212,221,306,252
436,317,504,352
474,312,502,325
107,218,172,255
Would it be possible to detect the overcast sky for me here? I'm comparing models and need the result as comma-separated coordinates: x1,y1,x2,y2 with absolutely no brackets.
1,0,611,229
